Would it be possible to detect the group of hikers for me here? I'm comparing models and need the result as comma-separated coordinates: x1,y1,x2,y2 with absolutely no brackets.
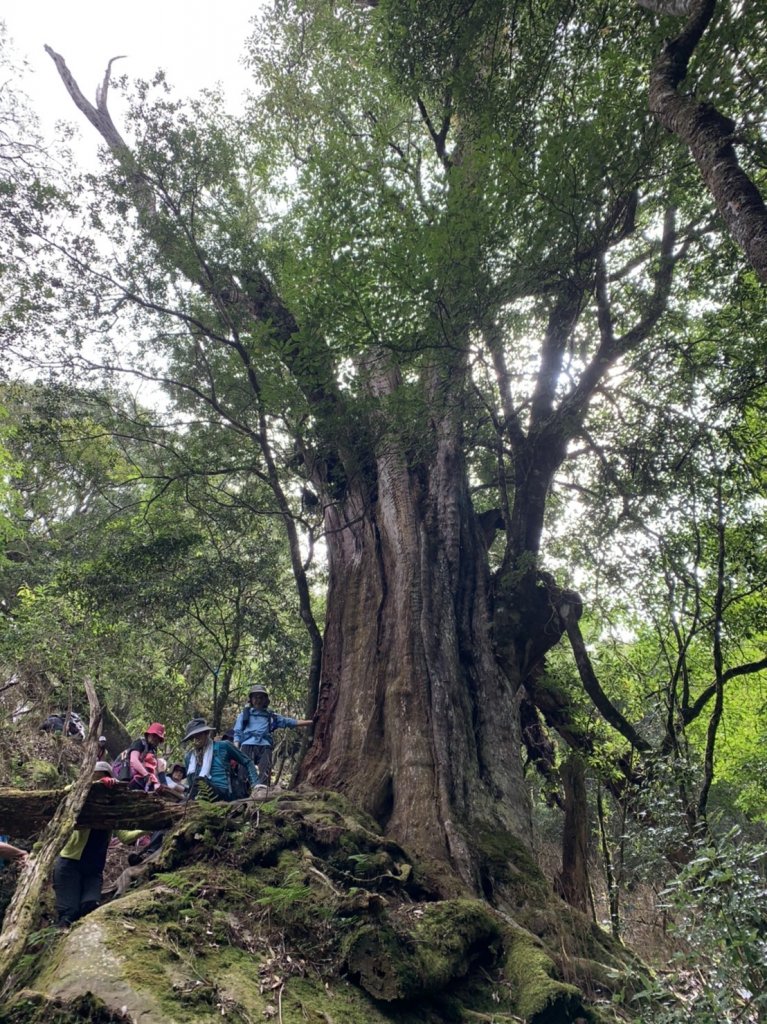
2,685,313,929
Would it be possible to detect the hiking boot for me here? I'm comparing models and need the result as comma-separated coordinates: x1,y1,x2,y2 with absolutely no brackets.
253,784,269,800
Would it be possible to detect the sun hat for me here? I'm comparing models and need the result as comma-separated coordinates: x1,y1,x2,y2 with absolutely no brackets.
182,718,214,743
145,722,166,740
93,761,114,775
248,686,269,701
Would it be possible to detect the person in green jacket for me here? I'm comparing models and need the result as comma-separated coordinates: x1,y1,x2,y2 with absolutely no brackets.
53,761,145,928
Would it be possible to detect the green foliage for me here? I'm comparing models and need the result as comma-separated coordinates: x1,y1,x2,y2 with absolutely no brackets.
0,381,309,744
1,2,767,1013
633,829,767,1024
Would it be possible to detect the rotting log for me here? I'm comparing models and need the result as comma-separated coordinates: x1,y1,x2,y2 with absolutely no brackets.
0,785,188,839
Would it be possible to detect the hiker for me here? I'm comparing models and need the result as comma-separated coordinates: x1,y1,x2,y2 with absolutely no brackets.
233,686,313,787
52,762,145,928
97,735,109,760
39,711,85,739
115,722,166,786
152,761,187,804
183,718,259,801
163,762,187,794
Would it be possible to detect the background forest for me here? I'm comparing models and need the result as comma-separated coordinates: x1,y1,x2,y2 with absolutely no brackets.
1,0,767,1021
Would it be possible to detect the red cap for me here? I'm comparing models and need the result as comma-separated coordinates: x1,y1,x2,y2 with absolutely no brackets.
145,722,166,740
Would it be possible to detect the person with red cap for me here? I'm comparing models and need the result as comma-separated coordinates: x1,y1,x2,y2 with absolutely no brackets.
126,722,166,789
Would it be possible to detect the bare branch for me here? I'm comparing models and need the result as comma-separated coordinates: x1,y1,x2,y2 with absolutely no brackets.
559,602,653,753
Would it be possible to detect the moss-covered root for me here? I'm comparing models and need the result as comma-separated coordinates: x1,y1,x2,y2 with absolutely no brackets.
344,899,501,1001
504,930,592,1024
0,989,132,1024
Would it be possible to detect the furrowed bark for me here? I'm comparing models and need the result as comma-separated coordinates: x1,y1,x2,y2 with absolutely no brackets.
300,347,531,892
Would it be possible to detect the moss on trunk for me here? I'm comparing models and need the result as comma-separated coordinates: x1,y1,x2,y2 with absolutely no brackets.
1,792,651,1024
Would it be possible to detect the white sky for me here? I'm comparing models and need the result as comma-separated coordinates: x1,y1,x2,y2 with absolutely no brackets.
5,2,263,155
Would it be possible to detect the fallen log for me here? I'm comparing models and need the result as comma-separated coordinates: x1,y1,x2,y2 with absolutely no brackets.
0,785,189,839
0,677,104,995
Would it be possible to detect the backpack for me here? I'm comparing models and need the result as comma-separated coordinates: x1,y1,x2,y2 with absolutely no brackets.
228,759,250,800
112,739,147,783
240,706,276,735
40,712,84,737
40,714,65,734
111,750,131,782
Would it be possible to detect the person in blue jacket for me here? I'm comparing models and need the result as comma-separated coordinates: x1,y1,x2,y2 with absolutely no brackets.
233,685,313,788
183,718,260,801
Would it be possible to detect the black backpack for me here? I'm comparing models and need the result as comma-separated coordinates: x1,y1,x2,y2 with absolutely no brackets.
228,760,250,799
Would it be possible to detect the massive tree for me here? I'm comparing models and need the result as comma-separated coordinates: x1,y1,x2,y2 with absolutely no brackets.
36,0,767,906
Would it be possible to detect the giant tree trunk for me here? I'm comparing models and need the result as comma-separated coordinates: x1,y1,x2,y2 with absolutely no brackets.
300,420,532,897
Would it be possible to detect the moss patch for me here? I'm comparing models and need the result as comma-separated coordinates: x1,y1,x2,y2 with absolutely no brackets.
4,791,650,1023
504,931,591,1023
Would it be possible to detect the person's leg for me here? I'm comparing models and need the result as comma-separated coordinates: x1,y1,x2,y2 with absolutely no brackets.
53,856,82,927
144,830,166,856
241,744,271,786
79,868,104,918
254,745,272,785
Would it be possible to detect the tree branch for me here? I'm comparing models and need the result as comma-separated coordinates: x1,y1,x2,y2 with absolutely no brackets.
683,655,767,725
559,602,652,753
646,0,767,283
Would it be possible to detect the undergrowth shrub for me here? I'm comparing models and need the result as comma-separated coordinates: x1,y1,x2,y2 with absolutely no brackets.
633,826,767,1024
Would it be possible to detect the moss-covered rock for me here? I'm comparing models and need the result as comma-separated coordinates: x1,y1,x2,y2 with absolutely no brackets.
1,791,648,1023
344,899,501,1001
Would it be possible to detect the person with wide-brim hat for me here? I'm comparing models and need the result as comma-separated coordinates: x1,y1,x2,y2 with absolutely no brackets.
182,718,259,802
232,686,313,789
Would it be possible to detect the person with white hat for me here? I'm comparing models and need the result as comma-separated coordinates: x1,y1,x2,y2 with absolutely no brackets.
182,719,260,802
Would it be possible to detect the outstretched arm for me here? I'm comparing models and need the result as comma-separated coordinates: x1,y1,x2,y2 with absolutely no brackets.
0,842,27,864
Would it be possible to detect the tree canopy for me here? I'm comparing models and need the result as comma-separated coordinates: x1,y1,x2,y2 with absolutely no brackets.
0,0,765,936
